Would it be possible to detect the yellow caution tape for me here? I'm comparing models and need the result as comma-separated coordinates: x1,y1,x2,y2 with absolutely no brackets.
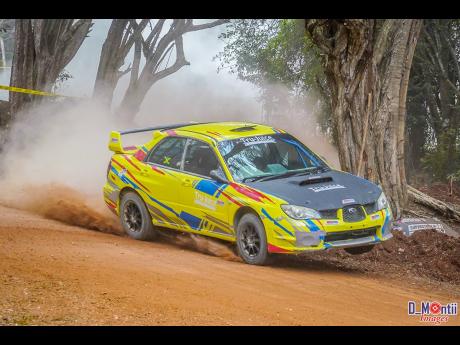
0,84,70,97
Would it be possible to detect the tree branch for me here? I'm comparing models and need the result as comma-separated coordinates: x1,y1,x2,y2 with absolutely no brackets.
152,35,190,82
184,19,229,33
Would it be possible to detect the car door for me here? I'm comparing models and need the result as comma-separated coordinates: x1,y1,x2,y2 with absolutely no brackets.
175,138,233,238
141,136,188,229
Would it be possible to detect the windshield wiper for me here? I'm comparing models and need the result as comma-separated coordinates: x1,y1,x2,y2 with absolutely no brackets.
255,170,307,182
241,166,330,183
241,174,276,182
253,166,330,182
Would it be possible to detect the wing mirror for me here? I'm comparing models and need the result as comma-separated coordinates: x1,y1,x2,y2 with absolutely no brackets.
210,169,229,184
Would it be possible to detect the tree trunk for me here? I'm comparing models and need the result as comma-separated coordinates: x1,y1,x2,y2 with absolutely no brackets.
408,185,460,222
93,20,129,106
9,19,92,116
306,19,422,219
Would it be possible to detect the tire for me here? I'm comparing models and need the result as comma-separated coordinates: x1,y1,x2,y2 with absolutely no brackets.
119,191,157,241
236,213,270,265
344,244,375,255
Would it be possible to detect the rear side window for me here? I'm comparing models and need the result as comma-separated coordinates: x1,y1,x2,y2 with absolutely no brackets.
183,139,222,178
146,137,187,169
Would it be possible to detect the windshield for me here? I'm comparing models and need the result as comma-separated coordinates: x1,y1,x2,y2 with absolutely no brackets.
217,133,328,182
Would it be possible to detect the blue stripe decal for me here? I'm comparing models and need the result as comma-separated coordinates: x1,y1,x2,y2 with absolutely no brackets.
179,211,202,230
296,147,307,167
111,164,188,226
381,210,390,235
147,195,180,218
261,208,293,237
195,179,223,196
280,138,321,166
111,166,140,190
215,184,228,198
305,219,320,232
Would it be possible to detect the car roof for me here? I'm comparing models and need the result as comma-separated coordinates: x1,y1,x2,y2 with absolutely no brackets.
174,121,285,141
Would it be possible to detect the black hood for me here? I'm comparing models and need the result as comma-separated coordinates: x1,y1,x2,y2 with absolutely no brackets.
245,170,382,210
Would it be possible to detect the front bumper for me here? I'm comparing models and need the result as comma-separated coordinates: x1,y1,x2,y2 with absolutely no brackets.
265,207,393,253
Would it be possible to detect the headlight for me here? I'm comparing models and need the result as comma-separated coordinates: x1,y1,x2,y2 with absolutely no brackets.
376,192,388,211
281,205,321,220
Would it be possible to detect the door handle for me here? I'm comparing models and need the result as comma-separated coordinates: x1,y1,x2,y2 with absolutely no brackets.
182,178,192,187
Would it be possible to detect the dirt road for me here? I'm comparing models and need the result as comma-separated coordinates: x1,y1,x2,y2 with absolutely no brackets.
1,205,459,325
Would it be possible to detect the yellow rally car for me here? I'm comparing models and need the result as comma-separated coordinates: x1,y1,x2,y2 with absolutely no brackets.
103,122,393,265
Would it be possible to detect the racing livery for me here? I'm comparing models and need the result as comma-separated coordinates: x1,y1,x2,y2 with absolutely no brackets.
103,122,393,265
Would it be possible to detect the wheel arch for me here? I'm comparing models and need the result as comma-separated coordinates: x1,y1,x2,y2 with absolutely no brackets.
119,186,137,200
233,206,263,229
119,187,149,207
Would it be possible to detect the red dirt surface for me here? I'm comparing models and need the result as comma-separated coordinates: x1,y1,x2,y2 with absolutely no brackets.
1,204,460,326
293,230,460,285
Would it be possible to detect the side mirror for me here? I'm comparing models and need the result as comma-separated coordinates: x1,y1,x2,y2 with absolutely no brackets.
210,169,229,184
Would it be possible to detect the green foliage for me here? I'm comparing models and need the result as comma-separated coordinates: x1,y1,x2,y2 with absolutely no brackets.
216,19,332,139
421,129,460,180
406,19,460,182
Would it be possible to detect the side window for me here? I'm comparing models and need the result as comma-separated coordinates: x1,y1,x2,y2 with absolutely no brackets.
183,139,223,178
146,137,187,169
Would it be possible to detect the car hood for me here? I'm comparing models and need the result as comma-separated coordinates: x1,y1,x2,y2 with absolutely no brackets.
244,169,382,210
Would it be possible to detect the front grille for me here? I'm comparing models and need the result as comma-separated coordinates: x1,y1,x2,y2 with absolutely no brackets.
363,202,378,215
342,205,366,222
319,209,338,219
324,227,377,242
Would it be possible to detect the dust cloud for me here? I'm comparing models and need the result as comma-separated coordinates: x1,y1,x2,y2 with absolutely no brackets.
0,26,338,260
0,182,122,234
158,231,241,262
0,98,124,234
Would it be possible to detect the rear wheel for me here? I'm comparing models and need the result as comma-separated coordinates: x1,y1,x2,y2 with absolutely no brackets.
344,244,375,255
120,191,157,241
236,213,270,265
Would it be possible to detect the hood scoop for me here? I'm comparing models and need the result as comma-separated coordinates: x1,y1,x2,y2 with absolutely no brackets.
298,176,333,186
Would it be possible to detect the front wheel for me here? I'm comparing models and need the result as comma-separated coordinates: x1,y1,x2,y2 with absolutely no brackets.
236,213,270,265
344,244,375,255
120,191,157,241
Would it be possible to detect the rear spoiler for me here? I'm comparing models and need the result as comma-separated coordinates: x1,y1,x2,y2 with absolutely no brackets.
108,122,208,153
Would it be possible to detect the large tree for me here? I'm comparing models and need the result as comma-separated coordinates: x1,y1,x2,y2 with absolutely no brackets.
305,19,422,218
94,19,228,122
406,19,460,181
9,19,93,116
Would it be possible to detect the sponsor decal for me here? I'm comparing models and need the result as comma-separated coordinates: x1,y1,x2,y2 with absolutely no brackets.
371,214,381,220
111,137,119,142
241,135,276,146
408,301,457,324
407,223,445,235
194,191,217,210
342,198,355,204
325,220,339,225
118,168,127,178
308,184,346,193
401,218,424,223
